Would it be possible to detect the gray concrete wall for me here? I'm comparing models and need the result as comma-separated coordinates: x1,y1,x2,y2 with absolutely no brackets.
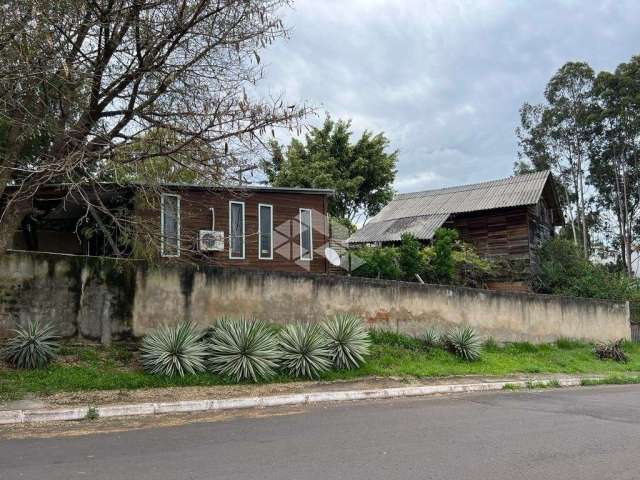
1,252,631,343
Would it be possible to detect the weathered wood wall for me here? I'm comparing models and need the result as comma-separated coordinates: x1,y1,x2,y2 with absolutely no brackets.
136,188,330,274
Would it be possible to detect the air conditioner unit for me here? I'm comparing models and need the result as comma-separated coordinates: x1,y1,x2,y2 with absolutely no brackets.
199,230,224,252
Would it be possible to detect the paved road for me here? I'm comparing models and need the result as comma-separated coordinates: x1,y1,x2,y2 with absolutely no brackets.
2,385,640,479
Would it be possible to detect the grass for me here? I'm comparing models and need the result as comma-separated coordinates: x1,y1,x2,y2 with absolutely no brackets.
2,333,640,402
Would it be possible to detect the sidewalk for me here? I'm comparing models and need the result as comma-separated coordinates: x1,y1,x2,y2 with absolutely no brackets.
3,372,632,426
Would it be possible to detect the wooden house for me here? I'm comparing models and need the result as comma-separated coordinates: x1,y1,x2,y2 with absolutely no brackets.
347,171,563,269
9,183,334,274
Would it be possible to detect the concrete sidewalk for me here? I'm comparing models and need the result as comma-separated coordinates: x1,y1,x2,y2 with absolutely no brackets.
0,373,624,425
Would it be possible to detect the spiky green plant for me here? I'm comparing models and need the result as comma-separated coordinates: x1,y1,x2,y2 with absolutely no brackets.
322,314,370,370
422,328,441,349
443,326,482,361
140,322,208,377
2,320,60,369
278,323,332,378
208,318,279,382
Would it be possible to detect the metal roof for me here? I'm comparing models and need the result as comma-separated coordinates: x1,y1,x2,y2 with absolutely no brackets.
348,171,554,244
347,214,449,244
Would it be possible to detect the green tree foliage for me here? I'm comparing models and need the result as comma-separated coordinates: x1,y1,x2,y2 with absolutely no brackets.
588,56,640,276
536,238,640,302
351,245,402,280
397,233,426,280
264,116,398,225
430,228,459,284
516,62,595,255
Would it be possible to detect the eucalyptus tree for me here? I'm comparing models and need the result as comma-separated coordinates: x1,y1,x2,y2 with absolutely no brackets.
589,56,640,275
0,0,307,255
517,62,595,255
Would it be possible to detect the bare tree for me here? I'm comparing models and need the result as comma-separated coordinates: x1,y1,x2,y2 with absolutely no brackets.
0,0,307,255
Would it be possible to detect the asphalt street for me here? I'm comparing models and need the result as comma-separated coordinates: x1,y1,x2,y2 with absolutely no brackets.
2,385,640,479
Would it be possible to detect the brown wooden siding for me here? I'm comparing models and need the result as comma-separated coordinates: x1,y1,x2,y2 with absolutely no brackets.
446,206,531,261
136,189,330,274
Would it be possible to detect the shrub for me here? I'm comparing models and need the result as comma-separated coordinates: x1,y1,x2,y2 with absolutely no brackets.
422,328,441,348
140,322,208,377
208,318,279,382
430,228,459,284
398,233,427,280
278,323,332,378
443,326,482,361
595,339,628,363
322,314,370,369
1,320,60,369
351,245,402,280
536,238,640,302
452,243,493,288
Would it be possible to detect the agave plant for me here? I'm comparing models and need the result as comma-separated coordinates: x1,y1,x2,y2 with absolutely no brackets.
140,322,208,377
443,326,482,361
322,314,370,370
278,323,332,378
208,318,279,382
422,328,441,349
1,320,60,369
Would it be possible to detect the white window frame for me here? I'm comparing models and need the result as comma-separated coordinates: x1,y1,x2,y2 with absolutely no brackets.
299,208,313,261
228,200,245,259
258,203,273,260
160,193,180,258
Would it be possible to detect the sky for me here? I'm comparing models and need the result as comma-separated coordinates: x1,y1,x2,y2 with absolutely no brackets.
258,0,640,193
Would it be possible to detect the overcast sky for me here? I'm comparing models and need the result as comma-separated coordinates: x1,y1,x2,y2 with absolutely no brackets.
258,0,640,193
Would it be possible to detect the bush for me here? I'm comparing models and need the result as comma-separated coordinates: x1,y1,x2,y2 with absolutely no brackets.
443,326,482,361
595,339,628,363
322,314,371,369
278,323,332,378
208,318,279,382
452,243,493,288
398,233,427,280
536,238,640,302
1,320,60,369
351,245,402,280
430,228,459,284
140,322,208,377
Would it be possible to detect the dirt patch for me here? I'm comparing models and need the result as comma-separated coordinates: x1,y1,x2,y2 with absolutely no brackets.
40,376,412,407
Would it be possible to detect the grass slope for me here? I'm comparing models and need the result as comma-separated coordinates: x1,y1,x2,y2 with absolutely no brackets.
2,332,640,402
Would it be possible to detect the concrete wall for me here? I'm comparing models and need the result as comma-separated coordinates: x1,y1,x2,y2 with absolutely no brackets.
1,252,631,343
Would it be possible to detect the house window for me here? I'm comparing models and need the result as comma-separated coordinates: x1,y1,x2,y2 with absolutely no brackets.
161,194,180,257
299,208,313,261
258,204,273,260
229,201,245,259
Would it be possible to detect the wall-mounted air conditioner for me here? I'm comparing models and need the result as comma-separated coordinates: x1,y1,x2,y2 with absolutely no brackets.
199,207,224,252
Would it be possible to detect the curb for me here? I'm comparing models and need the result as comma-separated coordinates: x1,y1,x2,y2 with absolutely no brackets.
0,376,593,425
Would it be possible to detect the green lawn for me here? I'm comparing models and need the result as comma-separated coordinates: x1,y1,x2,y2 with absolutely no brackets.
2,332,640,402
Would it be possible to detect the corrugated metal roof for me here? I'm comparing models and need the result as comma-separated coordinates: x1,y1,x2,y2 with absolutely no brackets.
347,214,449,243
348,171,552,244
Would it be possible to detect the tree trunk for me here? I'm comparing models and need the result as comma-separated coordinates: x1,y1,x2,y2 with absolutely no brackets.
0,199,26,255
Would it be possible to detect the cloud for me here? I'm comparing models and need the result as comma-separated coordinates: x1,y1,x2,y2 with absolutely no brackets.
259,0,640,191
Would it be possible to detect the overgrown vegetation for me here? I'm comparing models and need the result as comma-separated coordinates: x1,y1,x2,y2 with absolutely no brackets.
535,238,640,302
351,229,493,287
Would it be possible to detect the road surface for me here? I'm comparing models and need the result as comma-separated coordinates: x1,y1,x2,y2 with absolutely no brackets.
2,385,640,479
